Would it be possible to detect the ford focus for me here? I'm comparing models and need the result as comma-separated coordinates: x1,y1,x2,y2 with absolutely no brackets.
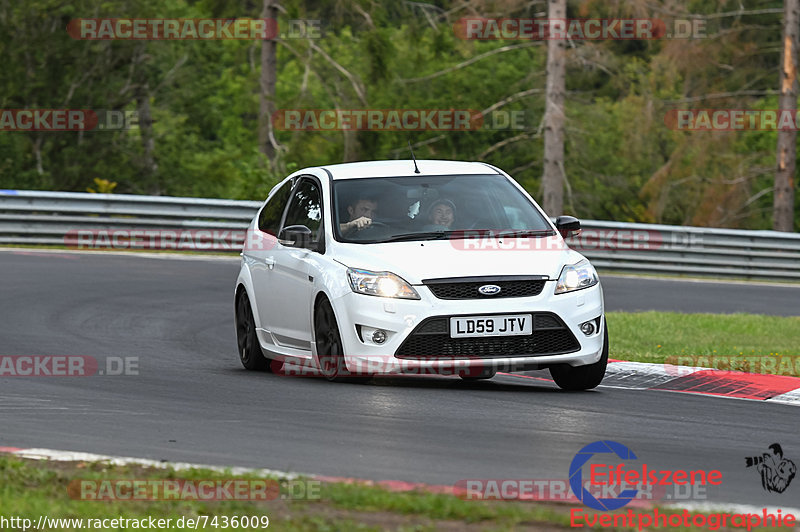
235,160,607,390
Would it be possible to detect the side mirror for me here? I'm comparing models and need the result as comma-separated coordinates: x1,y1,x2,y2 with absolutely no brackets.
555,216,581,238
279,225,314,249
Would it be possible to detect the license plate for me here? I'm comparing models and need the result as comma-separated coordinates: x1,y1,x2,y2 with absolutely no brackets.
449,314,532,338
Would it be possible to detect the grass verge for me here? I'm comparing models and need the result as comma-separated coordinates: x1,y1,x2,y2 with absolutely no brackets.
608,311,800,376
1,455,790,531
0,455,574,531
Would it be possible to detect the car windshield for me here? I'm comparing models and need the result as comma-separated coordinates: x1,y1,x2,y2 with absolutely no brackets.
332,174,553,243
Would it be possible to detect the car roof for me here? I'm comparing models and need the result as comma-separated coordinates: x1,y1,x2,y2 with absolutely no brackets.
318,160,501,180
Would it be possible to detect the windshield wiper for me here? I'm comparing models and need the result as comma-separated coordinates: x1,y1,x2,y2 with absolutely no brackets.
494,229,556,238
382,231,452,243
381,229,554,243
459,229,555,238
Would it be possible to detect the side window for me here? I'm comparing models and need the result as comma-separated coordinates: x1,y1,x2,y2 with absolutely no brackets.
258,181,292,236
282,179,323,242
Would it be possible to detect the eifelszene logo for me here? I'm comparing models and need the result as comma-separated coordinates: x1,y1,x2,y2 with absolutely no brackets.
569,440,722,511
745,444,796,494
569,440,639,511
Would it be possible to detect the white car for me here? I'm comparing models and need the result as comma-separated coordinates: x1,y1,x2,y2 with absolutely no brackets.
235,160,607,390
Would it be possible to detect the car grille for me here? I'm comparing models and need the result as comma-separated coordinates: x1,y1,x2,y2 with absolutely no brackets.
423,276,548,300
394,313,580,359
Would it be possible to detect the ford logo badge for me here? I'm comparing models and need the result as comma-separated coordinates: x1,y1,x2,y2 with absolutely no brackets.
478,284,501,295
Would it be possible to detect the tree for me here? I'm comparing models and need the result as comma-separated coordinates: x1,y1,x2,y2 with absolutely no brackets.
541,0,567,216
258,0,279,161
775,0,799,232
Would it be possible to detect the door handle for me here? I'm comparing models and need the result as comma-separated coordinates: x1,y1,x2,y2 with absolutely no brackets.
264,256,275,269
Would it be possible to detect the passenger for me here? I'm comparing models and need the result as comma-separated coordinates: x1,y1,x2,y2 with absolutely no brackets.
423,199,456,230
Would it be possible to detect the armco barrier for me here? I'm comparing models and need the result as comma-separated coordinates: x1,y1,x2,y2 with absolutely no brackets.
0,190,261,247
1,189,799,281
566,221,800,281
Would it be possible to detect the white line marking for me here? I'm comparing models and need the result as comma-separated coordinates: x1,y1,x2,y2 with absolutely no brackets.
603,273,800,289
5,447,303,479
766,388,800,406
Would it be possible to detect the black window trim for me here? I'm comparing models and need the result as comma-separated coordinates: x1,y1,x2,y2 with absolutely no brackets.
257,177,295,237
278,174,326,255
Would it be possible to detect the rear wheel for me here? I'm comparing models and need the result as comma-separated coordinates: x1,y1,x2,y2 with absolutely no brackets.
550,322,609,391
236,291,279,371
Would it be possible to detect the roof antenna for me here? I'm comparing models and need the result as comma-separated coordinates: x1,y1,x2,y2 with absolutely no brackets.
408,140,421,174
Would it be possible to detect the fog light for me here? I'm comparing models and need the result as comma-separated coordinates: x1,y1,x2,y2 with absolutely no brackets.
372,329,387,344
580,321,595,336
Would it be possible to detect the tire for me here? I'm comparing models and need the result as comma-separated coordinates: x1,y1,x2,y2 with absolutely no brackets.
315,298,360,382
550,322,609,391
235,291,270,371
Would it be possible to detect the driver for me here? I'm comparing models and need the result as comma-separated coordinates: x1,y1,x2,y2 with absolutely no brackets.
340,195,379,235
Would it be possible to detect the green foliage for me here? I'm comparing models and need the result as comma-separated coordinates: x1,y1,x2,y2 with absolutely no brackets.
0,0,796,229
86,177,118,193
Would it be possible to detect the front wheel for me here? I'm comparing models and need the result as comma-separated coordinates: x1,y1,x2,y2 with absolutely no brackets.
549,322,608,391
236,292,268,370
315,298,353,382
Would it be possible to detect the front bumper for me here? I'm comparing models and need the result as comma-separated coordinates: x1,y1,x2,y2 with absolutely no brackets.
325,281,605,375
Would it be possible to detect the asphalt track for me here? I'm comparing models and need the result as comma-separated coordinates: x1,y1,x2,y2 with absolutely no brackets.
1,249,799,509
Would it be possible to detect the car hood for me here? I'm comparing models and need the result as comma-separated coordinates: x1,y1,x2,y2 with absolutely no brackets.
331,236,578,284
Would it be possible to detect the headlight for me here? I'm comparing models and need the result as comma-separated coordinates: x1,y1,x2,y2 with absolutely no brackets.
347,268,420,300
555,259,598,294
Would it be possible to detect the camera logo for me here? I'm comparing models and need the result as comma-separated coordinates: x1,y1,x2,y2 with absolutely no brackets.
745,444,796,494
